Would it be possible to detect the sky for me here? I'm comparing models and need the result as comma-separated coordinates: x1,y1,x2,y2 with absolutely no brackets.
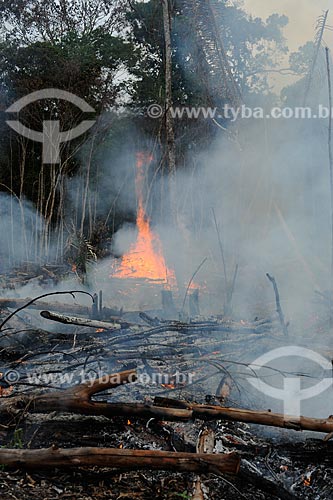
243,0,332,51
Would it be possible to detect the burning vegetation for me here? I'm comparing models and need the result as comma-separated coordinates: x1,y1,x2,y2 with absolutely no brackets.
1,1,333,499
112,152,176,287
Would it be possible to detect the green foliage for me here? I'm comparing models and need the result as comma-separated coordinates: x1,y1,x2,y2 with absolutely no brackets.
126,0,288,110
0,0,291,259
0,31,136,110
173,492,190,499
0,428,23,471
12,428,23,449
0,0,128,43
121,0,288,163
0,27,138,210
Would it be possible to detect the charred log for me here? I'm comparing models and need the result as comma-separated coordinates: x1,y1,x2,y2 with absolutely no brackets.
0,446,240,475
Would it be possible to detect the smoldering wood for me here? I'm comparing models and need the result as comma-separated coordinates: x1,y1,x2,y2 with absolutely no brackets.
139,312,160,326
191,479,204,500
89,319,277,352
196,428,215,454
161,290,176,316
192,427,215,500
0,446,240,475
84,315,278,353
0,369,137,416
116,318,279,343
153,398,333,434
91,293,98,319
2,371,333,435
240,460,298,500
266,273,288,337
225,263,239,317
215,375,233,402
189,289,200,317
40,310,123,331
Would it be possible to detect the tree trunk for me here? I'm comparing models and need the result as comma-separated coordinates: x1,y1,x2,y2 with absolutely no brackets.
162,0,176,220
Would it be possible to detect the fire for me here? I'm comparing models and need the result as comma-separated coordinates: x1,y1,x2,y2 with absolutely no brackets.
0,385,13,397
127,419,132,425
303,472,312,487
303,477,311,487
0,373,14,397
96,328,105,333
113,152,176,286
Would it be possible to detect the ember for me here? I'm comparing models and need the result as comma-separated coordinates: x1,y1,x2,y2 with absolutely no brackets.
1,1,333,498
0,385,13,397
161,383,176,390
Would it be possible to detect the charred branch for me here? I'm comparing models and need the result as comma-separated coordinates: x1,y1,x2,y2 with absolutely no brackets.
0,298,122,318
40,310,123,331
1,373,333,436
266,273,288,337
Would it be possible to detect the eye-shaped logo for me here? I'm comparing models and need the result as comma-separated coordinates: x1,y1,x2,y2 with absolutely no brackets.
247,346,332,418
6,89,96,164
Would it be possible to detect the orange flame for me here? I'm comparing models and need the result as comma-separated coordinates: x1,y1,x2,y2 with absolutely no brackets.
161,383,176,390
303,475,311,487
0,385,13,397
113,152,176,286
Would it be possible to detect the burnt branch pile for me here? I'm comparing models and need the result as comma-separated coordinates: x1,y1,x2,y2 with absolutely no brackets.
0,293,332,499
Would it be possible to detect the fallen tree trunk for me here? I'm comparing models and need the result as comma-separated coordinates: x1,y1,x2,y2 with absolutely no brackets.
0,446,240,475
2,370,333,435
